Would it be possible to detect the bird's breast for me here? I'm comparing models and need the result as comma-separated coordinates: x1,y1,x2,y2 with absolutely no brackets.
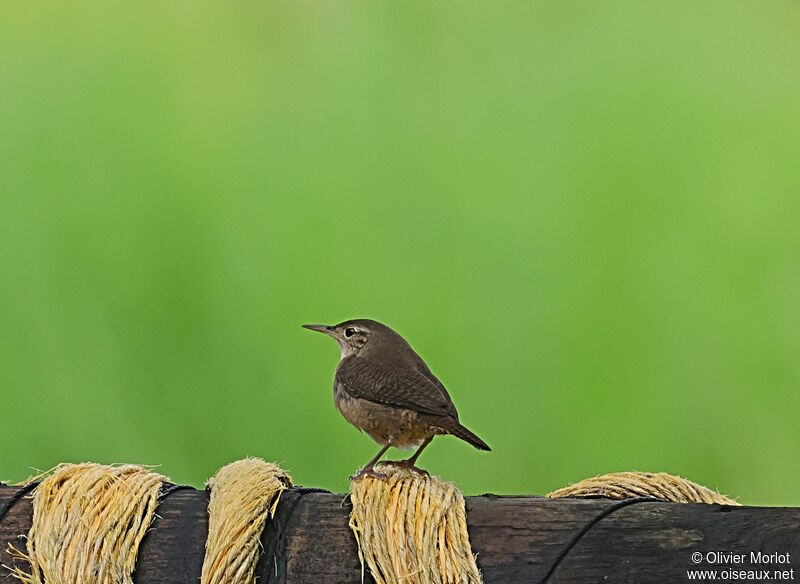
333,382,367,429
333,382,436,448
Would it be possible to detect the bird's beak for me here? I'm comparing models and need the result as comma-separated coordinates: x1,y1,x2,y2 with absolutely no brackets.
302,324,334,335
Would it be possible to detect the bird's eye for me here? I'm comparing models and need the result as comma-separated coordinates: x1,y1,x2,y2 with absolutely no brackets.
344,327,356,338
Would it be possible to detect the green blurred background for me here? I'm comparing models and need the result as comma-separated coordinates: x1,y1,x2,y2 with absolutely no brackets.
1,2,798,505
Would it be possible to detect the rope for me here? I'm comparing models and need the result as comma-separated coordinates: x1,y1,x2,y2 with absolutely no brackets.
9,463,167,584
200,457,292,584
349,464,482,584
547,471,739,505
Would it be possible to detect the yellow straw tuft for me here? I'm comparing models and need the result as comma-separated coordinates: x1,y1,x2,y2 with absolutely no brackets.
10,463,167,584
548,471,739,505
200,457,292,584
349,464,482,584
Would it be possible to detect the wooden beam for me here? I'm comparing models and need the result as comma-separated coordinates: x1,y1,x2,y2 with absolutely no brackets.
1,486,798,583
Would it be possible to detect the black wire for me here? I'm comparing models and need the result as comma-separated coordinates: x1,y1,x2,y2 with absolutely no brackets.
539,496,660,583
264,485,332,584
0,482,39,526
0,481,192,527
158,483,196,499
272,486,332,553
288,486,331,495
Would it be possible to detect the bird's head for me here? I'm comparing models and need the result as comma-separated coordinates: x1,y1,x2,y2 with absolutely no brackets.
302,319,382,359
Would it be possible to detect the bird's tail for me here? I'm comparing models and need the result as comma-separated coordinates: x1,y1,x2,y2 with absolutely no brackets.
449,423,491,451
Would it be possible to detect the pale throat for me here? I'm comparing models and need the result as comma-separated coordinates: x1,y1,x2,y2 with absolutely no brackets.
338,341,361,360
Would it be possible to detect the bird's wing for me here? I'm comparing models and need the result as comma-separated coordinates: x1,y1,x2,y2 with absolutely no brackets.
336,357,455,417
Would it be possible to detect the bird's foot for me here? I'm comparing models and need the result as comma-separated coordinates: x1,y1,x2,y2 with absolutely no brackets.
350,466,388,481
376,459,430,477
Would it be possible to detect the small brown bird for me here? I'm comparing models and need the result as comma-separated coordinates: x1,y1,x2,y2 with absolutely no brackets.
303,318,490,479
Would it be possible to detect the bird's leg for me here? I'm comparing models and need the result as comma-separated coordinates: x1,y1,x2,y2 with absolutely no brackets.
405,436,432,467
351,439,394,480
377,436,433,476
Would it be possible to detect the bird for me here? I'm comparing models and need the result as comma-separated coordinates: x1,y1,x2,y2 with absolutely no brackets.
303,318,490,479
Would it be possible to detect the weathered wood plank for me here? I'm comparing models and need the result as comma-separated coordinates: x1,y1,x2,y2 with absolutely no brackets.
1,486,798,583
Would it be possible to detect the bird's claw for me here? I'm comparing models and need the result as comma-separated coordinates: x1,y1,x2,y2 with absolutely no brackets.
376,460,430,477
350,466,388,481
